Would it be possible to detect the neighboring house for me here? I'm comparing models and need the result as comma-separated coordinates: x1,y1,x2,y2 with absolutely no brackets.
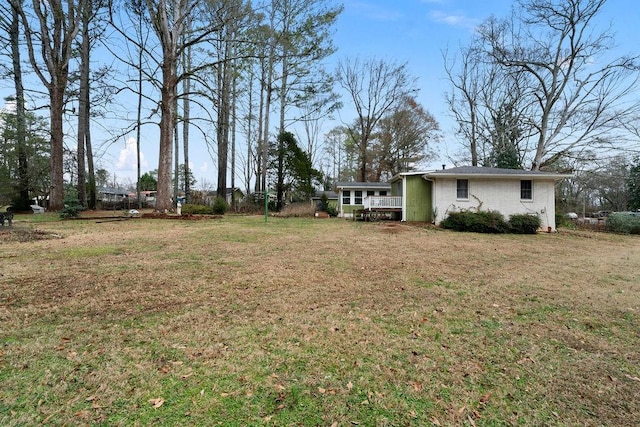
311,190,339,211
206,188,245,206
98,187,129,202
351,167,572,231
336,182,392,218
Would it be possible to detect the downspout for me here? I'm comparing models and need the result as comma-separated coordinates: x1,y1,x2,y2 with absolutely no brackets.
402,177,407,222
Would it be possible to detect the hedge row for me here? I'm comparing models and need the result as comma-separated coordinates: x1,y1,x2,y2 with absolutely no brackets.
181,198,228,215
605,213,640,234
441,211,541,234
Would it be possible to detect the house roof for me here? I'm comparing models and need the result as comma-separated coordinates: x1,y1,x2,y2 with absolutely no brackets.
312,190,339,200
98,186,129,196
423,166,572,180
336,181,391,190
389,171,434,182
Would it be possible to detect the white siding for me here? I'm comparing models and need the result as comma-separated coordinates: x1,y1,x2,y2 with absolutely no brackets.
433,177,557,231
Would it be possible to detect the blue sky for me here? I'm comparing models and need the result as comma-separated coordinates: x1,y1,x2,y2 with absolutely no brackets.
329,0,638,168
2,0,637,189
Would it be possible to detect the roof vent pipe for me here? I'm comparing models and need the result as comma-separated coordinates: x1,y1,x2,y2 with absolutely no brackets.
442,164,446,170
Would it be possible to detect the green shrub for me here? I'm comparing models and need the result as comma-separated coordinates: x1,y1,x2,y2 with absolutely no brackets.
181,203,214,215
212,197,229,215
441,210,508,233
508,214,541,234
60,196,84,218
326,204,338,217
605,213,640,234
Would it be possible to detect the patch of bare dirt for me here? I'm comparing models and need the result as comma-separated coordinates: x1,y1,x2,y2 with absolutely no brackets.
141,212,223,220
0,227,63,243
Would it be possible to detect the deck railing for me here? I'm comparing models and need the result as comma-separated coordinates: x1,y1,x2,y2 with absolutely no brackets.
363,195,402,210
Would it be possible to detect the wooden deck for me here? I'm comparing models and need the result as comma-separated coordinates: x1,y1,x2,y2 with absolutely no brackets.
354,195,402,221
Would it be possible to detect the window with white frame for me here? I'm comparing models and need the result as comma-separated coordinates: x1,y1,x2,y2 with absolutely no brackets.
354,190,363,204
456,179,469,199
342,190,351,205
521,180,533,200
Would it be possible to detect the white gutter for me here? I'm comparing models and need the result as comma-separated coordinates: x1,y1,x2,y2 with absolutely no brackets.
402,177,407,221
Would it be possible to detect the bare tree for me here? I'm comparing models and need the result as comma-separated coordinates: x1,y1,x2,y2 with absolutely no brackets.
479,0,639,170
372,96,440,181
336,57,416,182
5,0,30,210
19,0,83,210
444,36,536,168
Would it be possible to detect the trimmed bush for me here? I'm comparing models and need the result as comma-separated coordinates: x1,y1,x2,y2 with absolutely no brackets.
181,203,215,215
212,197,229,215
605,213,640,234
441,210,509,233
326,204,338,217
508,214,541,234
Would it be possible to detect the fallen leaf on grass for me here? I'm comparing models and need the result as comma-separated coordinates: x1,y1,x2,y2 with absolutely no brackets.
85,395,96,402
149,398,165,408
625,374,640,382
431,417,441,426
479,392,491,404
74,410,91,419
346,381,353,391
318,387,326,394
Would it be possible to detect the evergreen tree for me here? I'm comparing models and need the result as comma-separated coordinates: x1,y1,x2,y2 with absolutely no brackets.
628,157,640,211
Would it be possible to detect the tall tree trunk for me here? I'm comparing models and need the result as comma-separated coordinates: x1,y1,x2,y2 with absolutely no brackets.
173,98,179,206
246,73,254,195
276,39,289,210
230,64,237,208
255,58,265,194
77,3,90,207
157,58,176,212
85,111,96,209
135,6,144,209
150,0,183,213
49,85,66,210
216,37,231,201
10,0,30,211
182,43,191,202
20,0,81,211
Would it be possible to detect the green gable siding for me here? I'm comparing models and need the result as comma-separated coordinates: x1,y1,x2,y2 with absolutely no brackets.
341,204,363,215
405,175,432,222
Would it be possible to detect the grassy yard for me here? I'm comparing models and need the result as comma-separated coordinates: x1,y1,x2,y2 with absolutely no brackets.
1,214,639,426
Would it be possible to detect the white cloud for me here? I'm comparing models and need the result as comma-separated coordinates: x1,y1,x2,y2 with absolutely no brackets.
116,137,148,171
429,10,480,29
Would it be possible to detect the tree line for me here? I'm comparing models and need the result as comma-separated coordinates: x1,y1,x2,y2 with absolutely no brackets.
1,0,639,214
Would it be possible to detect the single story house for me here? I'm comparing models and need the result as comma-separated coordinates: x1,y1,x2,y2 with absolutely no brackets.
351,166,572,231
311,190,339,211
336,182,392,218
205,187,245,206
98,187,129,202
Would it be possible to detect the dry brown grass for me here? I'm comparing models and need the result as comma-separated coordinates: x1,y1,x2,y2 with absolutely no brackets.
0,214,639,426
